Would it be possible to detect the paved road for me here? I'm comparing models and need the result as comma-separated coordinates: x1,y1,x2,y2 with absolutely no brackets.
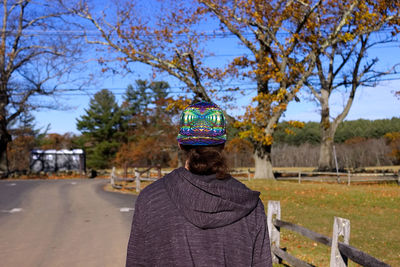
0,179,137,267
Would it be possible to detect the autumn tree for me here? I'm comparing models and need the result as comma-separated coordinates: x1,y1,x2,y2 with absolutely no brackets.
38,133,76,150
61,0,395,178
303,1,400,170
384,132,400,164
199,0,377,178
7,111,44,173
0,0,83,177
199,0,400,175
77,89,123,169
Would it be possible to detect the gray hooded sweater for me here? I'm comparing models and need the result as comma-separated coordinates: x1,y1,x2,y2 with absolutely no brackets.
126,167,272,267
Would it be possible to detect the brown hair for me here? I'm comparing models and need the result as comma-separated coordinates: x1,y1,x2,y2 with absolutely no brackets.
180,144,229,179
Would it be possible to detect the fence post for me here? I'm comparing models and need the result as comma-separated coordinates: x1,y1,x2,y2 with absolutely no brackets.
247,169,251,181
347,171,351,186
396,171,400,186
135,168,141,193
157,165,162,179
298,171,301,184
110,167,116,187
330,217,350,267
333,145,340,184
267,201,281,264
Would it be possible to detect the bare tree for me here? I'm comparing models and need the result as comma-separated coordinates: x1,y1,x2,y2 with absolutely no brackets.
271,139,394,168
306,22,400,170
0,0,83,177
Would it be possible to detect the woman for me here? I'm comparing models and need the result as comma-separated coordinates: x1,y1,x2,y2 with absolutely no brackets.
126,102,272,267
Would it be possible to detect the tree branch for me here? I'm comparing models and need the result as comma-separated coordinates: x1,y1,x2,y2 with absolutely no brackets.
305,81,322,102
200,0,258,54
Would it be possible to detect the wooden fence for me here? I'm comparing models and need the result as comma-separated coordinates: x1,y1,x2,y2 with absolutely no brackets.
108,168,392,265
267,201,390,267
275,171,399,185
110,167,399,186
110,167,164,192
226,169,399,185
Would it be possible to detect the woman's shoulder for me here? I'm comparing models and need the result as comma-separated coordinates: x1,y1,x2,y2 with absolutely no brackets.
136,178,165,200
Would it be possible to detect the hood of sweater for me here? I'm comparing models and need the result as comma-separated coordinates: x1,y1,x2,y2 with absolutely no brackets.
163,167,260,229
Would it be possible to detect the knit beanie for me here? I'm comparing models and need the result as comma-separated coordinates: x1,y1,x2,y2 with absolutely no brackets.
177,102,226,146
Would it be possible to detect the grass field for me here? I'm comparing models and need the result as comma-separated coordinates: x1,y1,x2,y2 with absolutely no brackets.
242,180,400,266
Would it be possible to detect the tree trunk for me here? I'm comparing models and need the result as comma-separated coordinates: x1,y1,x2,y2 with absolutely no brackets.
0,84,10,177
0,126,10,178
253,144,275,179
318,130,334,171
318,90,335,171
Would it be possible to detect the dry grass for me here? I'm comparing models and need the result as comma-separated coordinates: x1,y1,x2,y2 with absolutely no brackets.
243,179,400,266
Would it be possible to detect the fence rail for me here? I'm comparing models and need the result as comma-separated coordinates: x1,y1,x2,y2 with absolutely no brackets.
110,167,160,192
227,169,399,185
267,201,390,267
275,170,399,185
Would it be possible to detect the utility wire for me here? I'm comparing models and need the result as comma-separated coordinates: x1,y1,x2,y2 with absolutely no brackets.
50,75,400,96
2,28,400,39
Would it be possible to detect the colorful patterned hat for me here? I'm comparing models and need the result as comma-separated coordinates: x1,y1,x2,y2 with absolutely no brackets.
177,102,226,146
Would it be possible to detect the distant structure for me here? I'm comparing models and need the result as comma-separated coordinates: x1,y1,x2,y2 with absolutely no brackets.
30,149,85,173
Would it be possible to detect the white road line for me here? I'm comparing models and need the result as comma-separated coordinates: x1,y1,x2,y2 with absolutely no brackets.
9,208,23,213
6,183,17,186
119,207,134,212
70,182,77,185
1,208,23,213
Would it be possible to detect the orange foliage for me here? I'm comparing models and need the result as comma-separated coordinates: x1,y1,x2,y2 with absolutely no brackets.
225,137,253,153
115,136,175,168
384,132,400,163
7,135,36,172
40,133,75,150
115,97,179,169
166,97,192,113
344,136,368,145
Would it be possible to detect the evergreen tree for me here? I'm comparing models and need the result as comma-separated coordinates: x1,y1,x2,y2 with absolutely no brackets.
76,89,122,169
121,80,170,139
116,80,178,169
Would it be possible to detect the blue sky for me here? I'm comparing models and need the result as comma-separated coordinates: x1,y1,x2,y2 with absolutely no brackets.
31,3,400,135
32,74,399,135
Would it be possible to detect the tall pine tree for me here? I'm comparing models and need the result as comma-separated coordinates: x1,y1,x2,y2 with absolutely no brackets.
121,80,170,139
115,80,178,169
77,89,123,169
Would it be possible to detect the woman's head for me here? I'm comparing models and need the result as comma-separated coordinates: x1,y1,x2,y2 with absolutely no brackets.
180,144,228,179
177,102,228,179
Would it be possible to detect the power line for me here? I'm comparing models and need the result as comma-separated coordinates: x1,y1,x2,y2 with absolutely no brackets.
2,28,399,39
50,75,400,97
